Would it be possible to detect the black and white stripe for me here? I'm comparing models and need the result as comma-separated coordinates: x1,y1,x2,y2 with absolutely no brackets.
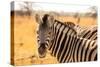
48,20,97,62
36,14,97,63
76,25,97,41
65,22,97,41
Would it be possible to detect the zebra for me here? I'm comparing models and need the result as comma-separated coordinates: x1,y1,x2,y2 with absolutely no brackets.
64,22,75,28
35,14,97,63
64,22,97,41
76,25,97,41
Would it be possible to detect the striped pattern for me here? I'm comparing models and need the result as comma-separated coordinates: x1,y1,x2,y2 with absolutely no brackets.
65,22,97,41
36,14,97,63
77,25,97,41
48,20,97,63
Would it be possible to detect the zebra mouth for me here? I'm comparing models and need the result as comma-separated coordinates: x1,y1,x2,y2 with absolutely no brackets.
38,45,47,58
38,49,46,58
39,53,46,58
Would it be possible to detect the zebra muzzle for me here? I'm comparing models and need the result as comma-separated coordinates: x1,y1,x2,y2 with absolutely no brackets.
38,43,47,58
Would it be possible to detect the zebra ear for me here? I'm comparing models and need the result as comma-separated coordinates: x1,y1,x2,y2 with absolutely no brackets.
48,15,55,27
35,14,42,24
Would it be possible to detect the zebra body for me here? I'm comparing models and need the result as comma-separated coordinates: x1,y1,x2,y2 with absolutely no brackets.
65,22,97,41
35,14,97,63
76,25,97,41
48,20,97,62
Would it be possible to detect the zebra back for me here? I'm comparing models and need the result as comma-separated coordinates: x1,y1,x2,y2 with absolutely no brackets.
76,25,97,41
65,22,97,41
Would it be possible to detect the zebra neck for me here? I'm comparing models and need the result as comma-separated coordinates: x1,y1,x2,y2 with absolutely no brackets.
48,32,76,62
47,21,77,62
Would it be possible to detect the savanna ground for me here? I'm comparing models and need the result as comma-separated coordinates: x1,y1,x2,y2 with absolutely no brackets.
11,14,97,66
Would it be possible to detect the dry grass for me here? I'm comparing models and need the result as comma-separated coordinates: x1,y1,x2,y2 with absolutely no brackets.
11,15,96,66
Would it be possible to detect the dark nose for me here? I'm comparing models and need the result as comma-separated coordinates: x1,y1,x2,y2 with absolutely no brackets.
38,44,45,54
40,43,46,48
41,43,45,45
39,43,46,53
38,43,46,58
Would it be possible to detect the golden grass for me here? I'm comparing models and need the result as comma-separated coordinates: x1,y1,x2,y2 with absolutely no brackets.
12,15,96,66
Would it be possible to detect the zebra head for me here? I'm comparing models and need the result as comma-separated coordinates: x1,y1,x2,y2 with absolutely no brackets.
35,14,54,58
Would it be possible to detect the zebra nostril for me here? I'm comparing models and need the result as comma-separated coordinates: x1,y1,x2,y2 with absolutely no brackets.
39,43,46,51
40,43,45,45
40,43,46,47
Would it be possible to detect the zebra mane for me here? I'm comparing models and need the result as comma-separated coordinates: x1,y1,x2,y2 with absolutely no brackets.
64,22,75,27
54,19,77,34
42,14,49,23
